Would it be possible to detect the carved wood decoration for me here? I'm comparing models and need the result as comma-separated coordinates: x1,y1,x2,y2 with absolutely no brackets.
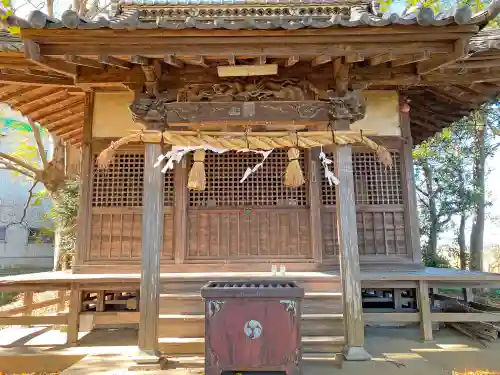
128,78,366,131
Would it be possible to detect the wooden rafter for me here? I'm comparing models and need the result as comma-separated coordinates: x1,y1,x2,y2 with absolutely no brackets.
0,85,41,102
0,73,74,87
164,55,184,68
24,40,78,78
30,96,84,122
391,51,431,67
17,90,69,116
38,103,85,125
45,112,84,132
98,55,132,69
368,53,395,66
417,39,469,75
65,54,105,70
311,55,332,67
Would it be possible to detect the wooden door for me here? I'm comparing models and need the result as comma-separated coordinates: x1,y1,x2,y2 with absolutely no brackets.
186,150,312,261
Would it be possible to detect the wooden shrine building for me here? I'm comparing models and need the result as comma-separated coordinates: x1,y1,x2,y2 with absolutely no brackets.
3,0,500,365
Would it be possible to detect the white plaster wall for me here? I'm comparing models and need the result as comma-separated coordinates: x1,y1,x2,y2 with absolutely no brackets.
0,108,54,271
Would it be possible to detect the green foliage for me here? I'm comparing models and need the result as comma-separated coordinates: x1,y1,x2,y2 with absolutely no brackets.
414,103,500,261
422,249,452,268
50,180,80,264
0,0,20,34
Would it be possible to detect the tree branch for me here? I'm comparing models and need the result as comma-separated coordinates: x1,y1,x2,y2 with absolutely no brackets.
5,181,39,228
28,119,49,170
0,162,36,178
0,152,41,175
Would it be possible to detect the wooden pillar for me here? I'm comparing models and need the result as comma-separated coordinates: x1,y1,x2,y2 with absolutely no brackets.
334,145,371,361
400,110,422,265
173,157,188,264
138,143,164,357
308,149,323,263
74,91,94,268
67,284,82,345
417,280,433,341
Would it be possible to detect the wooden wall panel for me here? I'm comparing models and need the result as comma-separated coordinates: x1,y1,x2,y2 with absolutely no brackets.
187,209,311,259
88,210,174,261
322,208,407,259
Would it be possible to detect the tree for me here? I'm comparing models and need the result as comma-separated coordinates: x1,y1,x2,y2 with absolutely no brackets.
0,115,79,270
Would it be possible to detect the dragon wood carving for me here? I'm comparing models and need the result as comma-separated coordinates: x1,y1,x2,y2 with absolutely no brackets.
176,77,319,102
129,78,366,129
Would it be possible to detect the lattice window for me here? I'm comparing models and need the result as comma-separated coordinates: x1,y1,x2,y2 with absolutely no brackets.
353,151,402,205
189,150,307,207
164,169,174,206
321,151,403,205
92,153,144,207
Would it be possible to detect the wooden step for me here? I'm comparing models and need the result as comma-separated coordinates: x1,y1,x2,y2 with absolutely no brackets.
159,291,343,315
158,336,345,355
158,313,344,338
160,277,342,294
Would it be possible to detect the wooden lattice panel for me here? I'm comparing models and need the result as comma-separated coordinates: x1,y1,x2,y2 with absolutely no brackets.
189,150,307,208
321,151,403,206
92,153,144,208
353,151,402,205
91,152,174,207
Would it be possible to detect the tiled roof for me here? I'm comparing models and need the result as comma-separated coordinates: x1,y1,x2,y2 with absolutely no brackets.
8,0,500,30
469,27,500,52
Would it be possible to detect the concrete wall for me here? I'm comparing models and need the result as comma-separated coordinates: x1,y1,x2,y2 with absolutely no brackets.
0,108,54,272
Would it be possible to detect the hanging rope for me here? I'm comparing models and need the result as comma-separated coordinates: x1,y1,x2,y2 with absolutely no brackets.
284,133,305,188
188,149,206,191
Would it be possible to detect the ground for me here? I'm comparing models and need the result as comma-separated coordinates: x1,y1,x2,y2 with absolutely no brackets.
1,326,500,374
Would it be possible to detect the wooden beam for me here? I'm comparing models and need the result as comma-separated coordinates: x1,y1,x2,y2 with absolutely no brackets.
364,312,419,323
334,145,370,361
417,39,469,75
17,89,69,115
417,280,433,341
24,40,78,78
368,53,394,66
285,55,299,67
0,73,74,87
430,312,500,322
65,54,105,69
400,109,422,264
0,315,68,325
217,64,278,77
138,143,164,356
98,55,132,69
336,63,350,94
67,285,82,345
164,55,184,69
332,58,342,79
40,41,454,58
73,91,93,267
308,149,323,263
75,65,144,87
173,155,188,264
391,51,431,67
38,103,85,126
311,55,332,67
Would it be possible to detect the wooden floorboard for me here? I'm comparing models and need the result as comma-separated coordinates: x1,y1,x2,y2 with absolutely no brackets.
1,267,500,290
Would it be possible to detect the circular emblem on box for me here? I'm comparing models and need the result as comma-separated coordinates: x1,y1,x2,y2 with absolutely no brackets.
244,320,263,339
